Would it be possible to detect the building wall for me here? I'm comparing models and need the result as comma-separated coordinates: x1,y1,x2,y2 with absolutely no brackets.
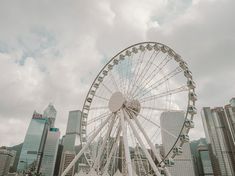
202,107,235,176
40,128,60,176
59,151,75,176
17,115,47,172
0,148,15,176
160,111,195,176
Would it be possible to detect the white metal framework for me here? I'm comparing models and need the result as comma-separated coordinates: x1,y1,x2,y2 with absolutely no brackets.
62,42,197,176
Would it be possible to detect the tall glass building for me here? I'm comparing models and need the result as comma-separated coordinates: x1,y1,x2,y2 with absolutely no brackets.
40,128,60,176
17,111,48,172
202,105,235,176
43,103,57,128
160,111,195,176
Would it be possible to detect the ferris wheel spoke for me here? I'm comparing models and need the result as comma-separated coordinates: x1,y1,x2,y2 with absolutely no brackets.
139,112,178,140
127,50,146,97
130,112,167,169
139,85,189,103
103,123,121,173
125,54,134,97
93,116,116,170
109,71,121,92
129,50,158,97
141,106,179,112
101,82,113,94
123,109,162,176
89,106,108,111
86,111,110,125
132,54,172,98
94,94,109,101
135,66,183,99
128,122,148,175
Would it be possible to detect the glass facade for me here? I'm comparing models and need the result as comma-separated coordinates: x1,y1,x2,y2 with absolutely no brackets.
40,128,60,176
202,107,235,176
17,112,48,172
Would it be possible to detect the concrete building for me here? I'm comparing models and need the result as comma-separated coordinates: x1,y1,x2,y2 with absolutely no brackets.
59,151,76,176
160,111,195,176
202,104,235,176
0,147,16,176
40,128,60,176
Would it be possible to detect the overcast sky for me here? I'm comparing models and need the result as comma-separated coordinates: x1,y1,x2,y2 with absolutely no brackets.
0,0,234,147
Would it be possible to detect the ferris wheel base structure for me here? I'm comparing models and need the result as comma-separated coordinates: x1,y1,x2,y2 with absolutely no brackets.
62,42,197,176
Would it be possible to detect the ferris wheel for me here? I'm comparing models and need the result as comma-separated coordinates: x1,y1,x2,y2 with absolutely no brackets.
62,42,197,176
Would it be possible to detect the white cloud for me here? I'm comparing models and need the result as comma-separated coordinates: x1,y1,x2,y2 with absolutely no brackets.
0,0,234,146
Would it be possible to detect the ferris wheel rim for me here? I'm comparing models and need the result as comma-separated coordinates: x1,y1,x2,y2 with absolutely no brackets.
80,41,197,174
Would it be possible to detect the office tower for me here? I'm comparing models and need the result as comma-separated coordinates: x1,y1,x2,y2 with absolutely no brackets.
63,110,81,152
202,106,235,176
40,128,60,176
160,111,195,176
43,103,57,128
59,151,76,176
190,138,214,176
54,144,63,176
0,147,16,176
224,98,235,148
17,111,48,172
197,142,214,176
60,110,82,175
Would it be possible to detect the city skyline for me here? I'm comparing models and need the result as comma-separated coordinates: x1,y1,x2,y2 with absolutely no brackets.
0,0,235,150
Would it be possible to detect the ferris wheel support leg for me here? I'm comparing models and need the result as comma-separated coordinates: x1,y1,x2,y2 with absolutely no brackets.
123,110,162,176
61,115,111,176
132,114,171,176
93,117,116,170
120,109,133,176
103,126,121,173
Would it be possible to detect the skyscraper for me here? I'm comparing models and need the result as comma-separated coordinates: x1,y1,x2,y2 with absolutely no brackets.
43,103,57,128
202,105,235,175
190,138,214,176
63,110,81,151
59,151,76,176
17,111,48,172
17,104,57,173
60,110,82,175
0,147,16,176
40,128,60,176
160,111,195,176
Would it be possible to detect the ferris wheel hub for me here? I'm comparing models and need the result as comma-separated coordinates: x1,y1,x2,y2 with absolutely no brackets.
108,91,126,112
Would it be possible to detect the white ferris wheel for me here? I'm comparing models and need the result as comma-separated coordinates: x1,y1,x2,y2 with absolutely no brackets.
62,42,197,176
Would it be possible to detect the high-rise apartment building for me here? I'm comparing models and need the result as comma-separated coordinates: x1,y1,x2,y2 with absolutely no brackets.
160,111,195,176
202,103,235,176
40,128,60,176
0,147,16,176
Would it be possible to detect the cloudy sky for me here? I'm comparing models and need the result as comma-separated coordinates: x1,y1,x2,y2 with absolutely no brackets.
0,0,234,147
